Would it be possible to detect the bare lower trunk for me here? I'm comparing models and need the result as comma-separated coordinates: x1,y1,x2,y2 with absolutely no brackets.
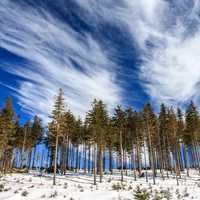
93,144,97,185
120,130,123,183
53,129,59,185
88,145,91,173
109,147,113,174
99,144,103,183
75,145,79,173
84,143,87,175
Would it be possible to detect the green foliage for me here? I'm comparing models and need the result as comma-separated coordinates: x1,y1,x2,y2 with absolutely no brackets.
133,185,150,200
185,101,199,145
160,189,172,200
51,88,65,121
143,103,158,146
0,97,16,149
112,182,125,191
31,116,43,145
1,87,200,185
86,99,108,143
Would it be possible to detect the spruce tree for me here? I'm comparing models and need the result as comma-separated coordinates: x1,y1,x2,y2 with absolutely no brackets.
185,101,200,171
143,103,157,185
30,116,43,169
113,105,126,182
86,99,108,184
0,97,17,173
49,88,65,185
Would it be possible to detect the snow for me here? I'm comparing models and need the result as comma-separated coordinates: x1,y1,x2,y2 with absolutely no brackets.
0,170,200,200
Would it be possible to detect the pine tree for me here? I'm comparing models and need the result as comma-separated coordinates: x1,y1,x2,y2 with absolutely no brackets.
143,103,157,185
176,108,186,173
0,97,17,173
185,101,200,171
167,107,180,185
126,108,138,180
86,99,108,184
113,105,127,183
49,88,65,185
71,118,83,173
158,103,168,179
31,116,43,169
20,121,31,169
60,110,75,173
105,118,117,175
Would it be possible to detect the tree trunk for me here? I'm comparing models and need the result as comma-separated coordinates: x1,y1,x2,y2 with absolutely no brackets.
84,143,87,175
99,144,103,183
183,145,189,177
147,123,156,185
109,147,113,174
21,127,27,169
93,144,97,185
75,145,79,173
143,139,148,182
120,130,123,183
28,149,32,169
88,144,91,174
53,125,59,185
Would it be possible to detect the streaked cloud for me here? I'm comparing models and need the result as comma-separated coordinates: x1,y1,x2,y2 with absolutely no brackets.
1,0,200,122
75,0,200,107
0,0,122,122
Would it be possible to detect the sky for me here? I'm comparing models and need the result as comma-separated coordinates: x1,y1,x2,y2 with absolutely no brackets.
0,0,200,124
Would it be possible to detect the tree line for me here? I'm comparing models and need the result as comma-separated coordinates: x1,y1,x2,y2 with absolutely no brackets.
0,97,43,173
0,89,200,186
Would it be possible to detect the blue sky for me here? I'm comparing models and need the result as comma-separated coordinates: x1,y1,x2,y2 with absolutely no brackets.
0,0,200,123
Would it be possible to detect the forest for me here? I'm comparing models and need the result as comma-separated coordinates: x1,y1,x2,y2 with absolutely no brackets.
0,88,200,188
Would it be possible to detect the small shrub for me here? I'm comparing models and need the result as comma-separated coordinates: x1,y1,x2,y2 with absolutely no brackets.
128,185,133,190
41,194,46,198
112,182,125,191
49,190,58,198
28,185,34,188
63,182,68,189
133,185,150,200
183,188,189,197
80,188,84,192
152,190,163,200
21,190,28,196
175,189,182,199
14,190,19,194
4,187,11,192
160,189,172,200
0,184,4,192
108,178,111,183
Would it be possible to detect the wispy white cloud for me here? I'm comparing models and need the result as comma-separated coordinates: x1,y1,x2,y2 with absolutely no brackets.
1,0,200,121
131,0,200,106
0,0,122,122
75,0,200,107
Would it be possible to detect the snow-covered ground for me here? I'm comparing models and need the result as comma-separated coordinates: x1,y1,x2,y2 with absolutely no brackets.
0,170,200,200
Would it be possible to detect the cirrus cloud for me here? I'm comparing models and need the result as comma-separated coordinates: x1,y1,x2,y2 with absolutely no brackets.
0,0,122,122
